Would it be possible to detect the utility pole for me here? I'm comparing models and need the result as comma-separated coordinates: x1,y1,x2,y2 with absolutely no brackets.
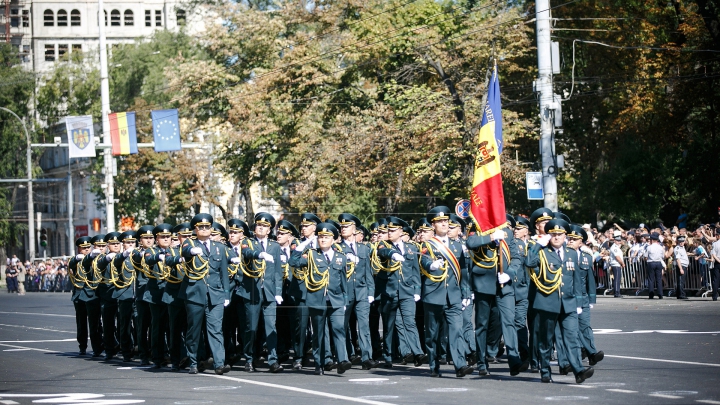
535,0,558,211
98,0,115,232
68,155,74,256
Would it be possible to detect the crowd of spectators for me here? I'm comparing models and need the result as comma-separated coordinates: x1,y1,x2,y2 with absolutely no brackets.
4,255,71,294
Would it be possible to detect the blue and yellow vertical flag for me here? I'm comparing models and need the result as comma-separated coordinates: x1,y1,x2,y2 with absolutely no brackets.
469,63,506,235
152,109,182,152
109,112,138,156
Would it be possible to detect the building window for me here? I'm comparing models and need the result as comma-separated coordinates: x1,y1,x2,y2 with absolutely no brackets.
155,10,162,27
57,9,68,26
176,9,186,26
71,9,80,26
110,9,120,26
103,10,107,26
10,8,19,27
124,10,134,26
44,9,54,26
145,10,151,27
45,44,55,61
72,44,82,53
58,44,68,59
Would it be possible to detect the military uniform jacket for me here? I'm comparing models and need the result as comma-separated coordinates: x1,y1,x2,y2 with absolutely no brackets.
131,248,150,302
524,243,582,314
513,238,530,301
111,253,136,301
419,238,470,305
93,253,117,300
289,248,348,309
76,254,100,301
68,256,84,302
239,238,283,303
226,242,244,296
142,247,169,305
179,238,231,306
161,247,184,306
374,240,420,300
575,248,597,306
338,240,374,302
466,228,519,296
288,237,316,301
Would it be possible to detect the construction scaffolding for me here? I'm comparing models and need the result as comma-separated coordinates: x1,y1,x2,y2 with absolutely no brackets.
0,0,30,61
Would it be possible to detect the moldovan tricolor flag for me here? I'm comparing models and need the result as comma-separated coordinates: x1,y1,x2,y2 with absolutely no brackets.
468,64,506,235
109,112,138,156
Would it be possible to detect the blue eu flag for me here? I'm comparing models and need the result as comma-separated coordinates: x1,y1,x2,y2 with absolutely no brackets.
152,109,181,152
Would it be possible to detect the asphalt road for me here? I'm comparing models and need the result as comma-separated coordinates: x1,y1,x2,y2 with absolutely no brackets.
0,293,719,405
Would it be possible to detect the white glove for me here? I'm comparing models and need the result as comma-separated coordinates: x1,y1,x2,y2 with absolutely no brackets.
429,259,444,270
90,248,101,258
224,299,230,307
275,295,283,305
346,253,359,264
259,252,274,263
343,305,346,311
471,293,475,300
589,304,594,309
295,236,317,251
123,249,132,257
106,252,117,261
230,257,241,264
538,234,552,247
492,230,506,241
190,247,202,256
158,254,166,262
498,273,511,284
368,296,374,304
461,298,471,310
576,307,582,314
414,294,421,302
392,253,405,262
75,254,85,260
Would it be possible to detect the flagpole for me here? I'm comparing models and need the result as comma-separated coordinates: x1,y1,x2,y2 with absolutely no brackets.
98,0,115,232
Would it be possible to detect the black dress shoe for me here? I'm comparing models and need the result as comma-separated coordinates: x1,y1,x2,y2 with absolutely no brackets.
529,366,539,373
510,360,530,376
575,366,594,384
378,361,393,369
497,343,505,358
350,355,362,365
244,363,255,372
92,352,103,358
588,351,604,366
314,367,324,375
430,371,441,377
188,367,198,374
581,348,588,360
414,354,427,367
179,356,189,369
324,361,338,371
215,364,231,375
362,359,379,370
104,353,116,361
477,368,489,376
269,363,284,373
559,364,572,376
170,366,180,372
486,356,499,364
438,357,447,365
140,359,151,366
79,349,87,356
456,365,473,378
152,363,163,369
466,352,477,366
122,356,133,362
541,376,553,383
293,360,302,371
338,360,352,374
402,353,415,364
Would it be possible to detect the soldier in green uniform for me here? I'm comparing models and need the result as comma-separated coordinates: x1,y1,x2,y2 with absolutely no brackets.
142,224,173,368
448,215,476,366
225,218,249,367
289,222,352,375
418,206,473,378
180,213,232,375
513,216,531,362
132,225,155,365
239,212,284,373
111,231,137,362
524,219,594,383
93,232,122,360
526,208,554,373
68,236,93,355
337,213,379,370
276,219,299,365
81,235,106,357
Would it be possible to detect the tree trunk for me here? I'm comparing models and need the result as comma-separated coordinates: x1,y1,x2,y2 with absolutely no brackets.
226,182,239,220
243,185,254,222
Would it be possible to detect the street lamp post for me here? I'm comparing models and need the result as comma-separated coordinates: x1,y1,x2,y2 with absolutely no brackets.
0,106,34,261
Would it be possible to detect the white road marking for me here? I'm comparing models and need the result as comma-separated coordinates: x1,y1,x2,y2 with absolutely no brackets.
566,385,594,389
606,389,638,394
0,343,59,353
649,394,684,399
595,329,720,334
697,400,720,405
201,374,397,405
544,396,589,401
652,391,698,396
427,388,468,392
0,323,74,333
117,367,152,370
0,400,19,404
0,393,143,404
3,348,32,352
0,339,76,343
348,378,388,382
605,354,720,368
359,396,399,400
0,311,74,318
192,386,238,391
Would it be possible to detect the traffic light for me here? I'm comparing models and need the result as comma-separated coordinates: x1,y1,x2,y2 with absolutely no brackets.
39,229,48,247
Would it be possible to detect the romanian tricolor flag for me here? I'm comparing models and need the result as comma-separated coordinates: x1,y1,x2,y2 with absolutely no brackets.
468,64,505,235
109,112,138,156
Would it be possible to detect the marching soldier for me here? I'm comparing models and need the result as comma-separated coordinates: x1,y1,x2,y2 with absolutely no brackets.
337,213,379,370
142,224,173,368
132,225,156,366
161,224,189,372
68,236,93,356
180,213,232,375
513,216,531,362
375,217,425,369
526,208,554,373
82,235,106,357
276,219,300,364
111,231,138,362
93,232,122,360
226,218,249,366
289,222,352,375
239,212,284,373
289,213,321,370
448,215,476,366
524,219,594,383
418,206,473,378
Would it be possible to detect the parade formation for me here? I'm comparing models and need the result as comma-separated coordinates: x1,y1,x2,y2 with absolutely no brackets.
67,206,603,383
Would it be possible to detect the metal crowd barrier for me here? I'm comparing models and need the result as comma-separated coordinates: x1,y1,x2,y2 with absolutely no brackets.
593,257,714,298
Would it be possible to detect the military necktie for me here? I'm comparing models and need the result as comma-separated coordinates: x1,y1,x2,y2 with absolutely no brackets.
395,243,403,255
324,253,330,264
350,243,356,256
261,241,266,252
